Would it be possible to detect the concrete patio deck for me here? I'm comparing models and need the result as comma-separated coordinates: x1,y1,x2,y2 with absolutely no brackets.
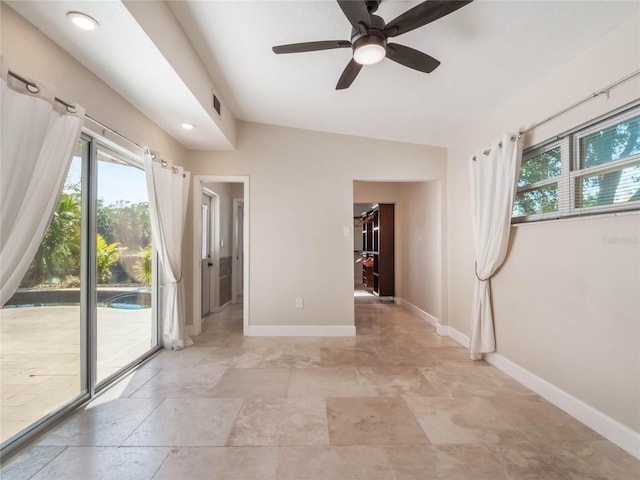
0,305,153,444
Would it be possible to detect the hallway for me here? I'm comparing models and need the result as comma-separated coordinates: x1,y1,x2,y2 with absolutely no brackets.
2,302,638,479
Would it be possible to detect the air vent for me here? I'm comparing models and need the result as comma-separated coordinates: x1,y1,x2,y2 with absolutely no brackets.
212,93,221,117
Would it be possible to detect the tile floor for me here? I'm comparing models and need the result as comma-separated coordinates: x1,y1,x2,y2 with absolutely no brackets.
1,301,639,479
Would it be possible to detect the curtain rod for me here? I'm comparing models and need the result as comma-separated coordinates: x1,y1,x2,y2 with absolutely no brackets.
7,70,78,114
472,69,639,161
84,114,146,152
7,68,146,153
521,69,640,135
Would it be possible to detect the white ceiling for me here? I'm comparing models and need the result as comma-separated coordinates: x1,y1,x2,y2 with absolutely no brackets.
7,1,639,150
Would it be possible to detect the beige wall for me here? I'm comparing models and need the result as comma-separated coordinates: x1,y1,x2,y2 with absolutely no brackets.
187,122,446,328
1,4,186,162
446,12,640,430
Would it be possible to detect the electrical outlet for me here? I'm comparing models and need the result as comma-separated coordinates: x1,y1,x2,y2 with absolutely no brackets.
295,297,304,309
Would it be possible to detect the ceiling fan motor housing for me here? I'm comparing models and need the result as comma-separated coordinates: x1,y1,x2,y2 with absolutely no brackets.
351,15,386,47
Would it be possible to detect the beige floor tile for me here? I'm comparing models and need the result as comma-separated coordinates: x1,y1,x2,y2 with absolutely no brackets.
326,397,429,445
404,396,522,445
96,368,161,401
5,301,639,478
386,444,510,480
424,346,476,365
123,398,243,446
275,446,395,480
130,366,227,399
139,347,216,370
486,441,620,480
227,398,328,446
153,446,277,480
486,395,602,442
373,345,440,368
0,446,65,480
567,440,640,480
421,362,534,397
210,368,289,398
484,394,602,442
356,367,440,396
195,346,266,368
29,446,169,480
259,345,322,368
288,367,366,397
33,398,162,446
319,346,380,367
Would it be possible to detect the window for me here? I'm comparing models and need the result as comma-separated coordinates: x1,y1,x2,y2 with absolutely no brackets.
513,105,640,222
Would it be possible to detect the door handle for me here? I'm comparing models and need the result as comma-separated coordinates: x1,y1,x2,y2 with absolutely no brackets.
208,262,213,267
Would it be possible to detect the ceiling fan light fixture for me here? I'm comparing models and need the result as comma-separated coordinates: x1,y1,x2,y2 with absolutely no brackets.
66,11,99,31
353,36,386,65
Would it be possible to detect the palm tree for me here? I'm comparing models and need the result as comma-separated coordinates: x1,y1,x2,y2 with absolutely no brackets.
22,190,81,287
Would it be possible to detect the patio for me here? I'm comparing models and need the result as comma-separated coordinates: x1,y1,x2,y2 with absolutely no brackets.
0,305,153,444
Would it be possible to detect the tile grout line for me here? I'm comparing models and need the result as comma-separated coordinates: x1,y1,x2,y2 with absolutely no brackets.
26,445,68,480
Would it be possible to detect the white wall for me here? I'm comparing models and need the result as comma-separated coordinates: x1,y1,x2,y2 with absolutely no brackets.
1,4,186,163
187,122,446,328
446,12,640,432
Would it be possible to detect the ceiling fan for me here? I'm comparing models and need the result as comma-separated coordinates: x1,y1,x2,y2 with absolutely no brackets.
272,0,473,90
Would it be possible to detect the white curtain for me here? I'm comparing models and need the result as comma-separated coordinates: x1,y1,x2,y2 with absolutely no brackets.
0,61,84,306
144,151,192,350
469,133,523,359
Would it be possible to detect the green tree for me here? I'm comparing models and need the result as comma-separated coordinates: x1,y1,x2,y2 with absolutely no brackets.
96,234,121,284
580,116,640,206
513,147,561,216
134,245,153,284
97,200,150,251
22,189,81,287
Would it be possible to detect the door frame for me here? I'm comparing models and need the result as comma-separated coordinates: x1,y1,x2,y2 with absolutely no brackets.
192,175,249,336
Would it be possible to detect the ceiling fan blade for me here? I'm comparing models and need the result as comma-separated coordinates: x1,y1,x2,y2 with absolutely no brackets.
273,40,352,54
386,43,441,73
337,0,371,30
336,59,363,90
384,0,473,37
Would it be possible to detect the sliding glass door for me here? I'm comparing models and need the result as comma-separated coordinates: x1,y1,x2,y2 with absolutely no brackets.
95,146,156,384
1,141,87,446
0,135,160,450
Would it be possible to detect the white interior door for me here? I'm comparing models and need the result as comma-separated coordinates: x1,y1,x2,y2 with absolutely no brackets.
232,199,244,304
201,193,212,317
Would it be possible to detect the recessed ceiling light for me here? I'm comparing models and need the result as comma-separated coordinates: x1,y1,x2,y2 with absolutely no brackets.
181,123,196,130
67,11,99,31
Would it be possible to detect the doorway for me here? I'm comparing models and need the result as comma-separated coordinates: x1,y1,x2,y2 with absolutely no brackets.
192,176,249,337
353,180,445,322
353,202,377,299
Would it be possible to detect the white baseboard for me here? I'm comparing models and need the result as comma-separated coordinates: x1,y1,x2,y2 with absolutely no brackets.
246,325,355,337
396,298,448,335
445,325,470,348
446,326,640,459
